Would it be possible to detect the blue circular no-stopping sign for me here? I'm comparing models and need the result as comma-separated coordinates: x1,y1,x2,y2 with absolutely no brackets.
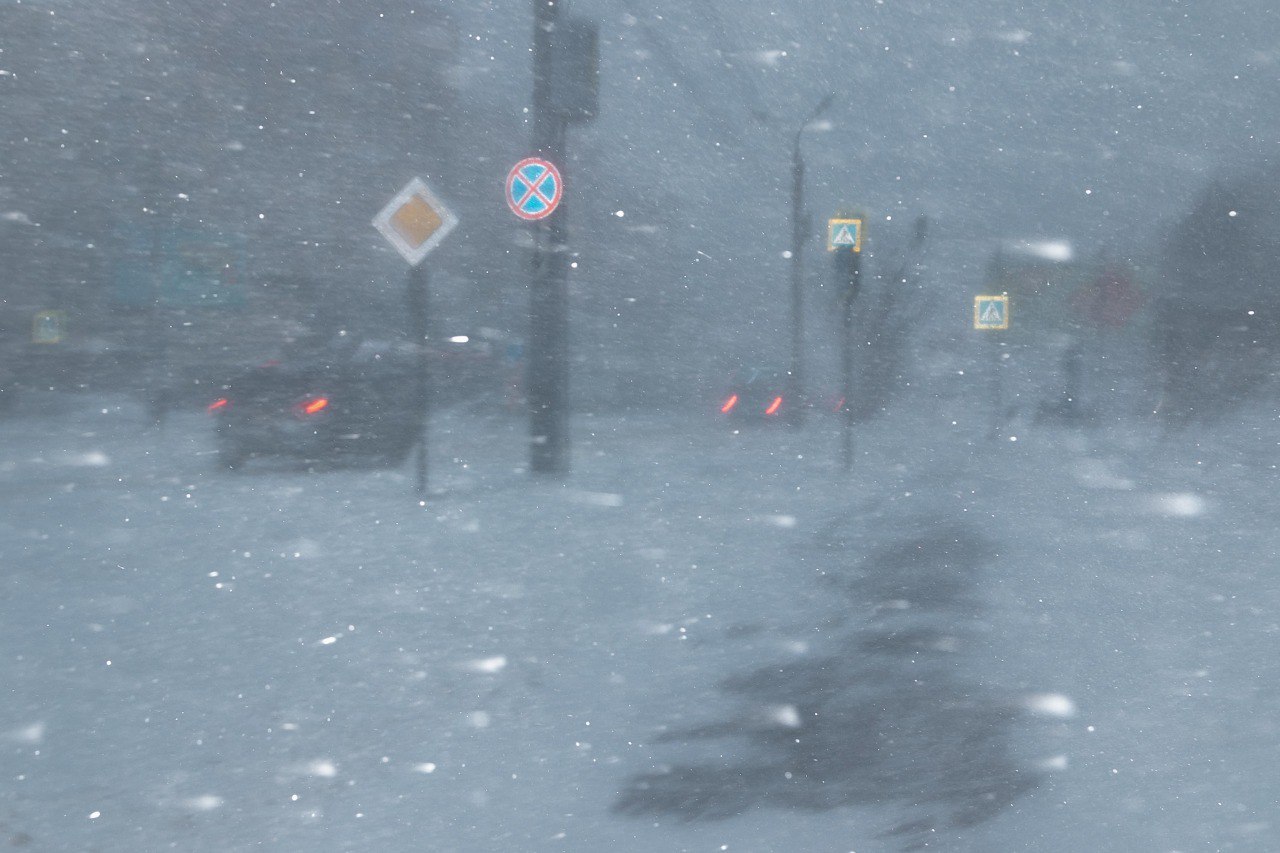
506,157,563,221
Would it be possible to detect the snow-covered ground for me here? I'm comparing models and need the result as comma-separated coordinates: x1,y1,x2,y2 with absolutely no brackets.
2,385,1278,852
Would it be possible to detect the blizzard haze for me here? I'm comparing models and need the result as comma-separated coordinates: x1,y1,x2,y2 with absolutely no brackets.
2,1,1280,851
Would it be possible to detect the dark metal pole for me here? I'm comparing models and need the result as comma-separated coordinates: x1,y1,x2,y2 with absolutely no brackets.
148,227,170,429
840,287,855,470
836,249,861,471
788,135,806,428
988,341,1003,440
786,95,833,429
1062,337,1083,423
528,0,570,474
407,264,431,495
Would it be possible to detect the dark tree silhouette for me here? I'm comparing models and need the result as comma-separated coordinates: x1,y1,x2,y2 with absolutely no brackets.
1155,170,1280,425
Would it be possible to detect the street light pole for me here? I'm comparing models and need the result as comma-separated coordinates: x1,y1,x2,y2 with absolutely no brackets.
787,94,834,428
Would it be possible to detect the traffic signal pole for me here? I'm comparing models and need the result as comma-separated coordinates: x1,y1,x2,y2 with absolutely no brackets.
788,143,807,429
528,0,571,474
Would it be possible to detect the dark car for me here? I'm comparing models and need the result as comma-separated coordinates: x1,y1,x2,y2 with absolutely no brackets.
719,366,789,422
208,340,426,469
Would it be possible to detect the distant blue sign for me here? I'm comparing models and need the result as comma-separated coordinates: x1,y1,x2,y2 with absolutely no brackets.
974,295,1010,330
506,157,563,221
827,218,863,252
110,228,247,308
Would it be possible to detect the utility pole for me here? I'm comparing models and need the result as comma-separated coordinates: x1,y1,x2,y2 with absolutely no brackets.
787,94,834,428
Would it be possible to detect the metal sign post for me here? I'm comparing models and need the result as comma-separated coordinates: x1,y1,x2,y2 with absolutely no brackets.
830,216,864,471
372,177,459,496
974,295,1010,438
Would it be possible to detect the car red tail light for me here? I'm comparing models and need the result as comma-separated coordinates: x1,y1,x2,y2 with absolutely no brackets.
765,396,783,416
295,396,330,417
721,394,739,414
207,398,229,413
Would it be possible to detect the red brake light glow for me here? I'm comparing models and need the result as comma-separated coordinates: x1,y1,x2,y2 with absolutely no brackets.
207,398,228,413
298,396,330,416
721,394,739,414
765,396,783,416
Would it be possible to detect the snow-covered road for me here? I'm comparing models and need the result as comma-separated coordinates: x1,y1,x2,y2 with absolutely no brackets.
2,391,1277,851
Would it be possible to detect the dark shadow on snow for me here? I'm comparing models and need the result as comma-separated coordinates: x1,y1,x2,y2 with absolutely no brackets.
614,517,1041,851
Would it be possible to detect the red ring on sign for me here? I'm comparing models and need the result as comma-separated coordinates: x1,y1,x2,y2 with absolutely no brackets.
506,157,563,221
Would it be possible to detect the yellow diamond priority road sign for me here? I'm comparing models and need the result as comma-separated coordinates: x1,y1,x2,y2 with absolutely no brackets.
373,177,459,267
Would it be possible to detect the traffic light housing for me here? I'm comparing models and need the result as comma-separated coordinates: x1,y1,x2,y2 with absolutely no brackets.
549,18,599,124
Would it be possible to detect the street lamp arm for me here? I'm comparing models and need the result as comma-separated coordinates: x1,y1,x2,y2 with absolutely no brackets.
794,92,835,155
809,92,835,123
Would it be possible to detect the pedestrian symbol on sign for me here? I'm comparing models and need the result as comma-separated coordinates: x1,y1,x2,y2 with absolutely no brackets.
33,310,65,344
973,295,1009,330
827,218,863,252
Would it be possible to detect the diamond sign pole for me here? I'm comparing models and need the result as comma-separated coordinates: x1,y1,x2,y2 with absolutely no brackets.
373,177,458,496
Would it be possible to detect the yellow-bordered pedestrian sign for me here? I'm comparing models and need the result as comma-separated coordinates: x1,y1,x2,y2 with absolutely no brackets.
974,295,1009,330
32,310,66,344
827,218,863,253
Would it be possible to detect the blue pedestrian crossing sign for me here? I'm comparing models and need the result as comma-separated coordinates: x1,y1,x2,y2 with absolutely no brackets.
506,157,563,221
974,295,1010,330
827,217,863,252
32,310,66,344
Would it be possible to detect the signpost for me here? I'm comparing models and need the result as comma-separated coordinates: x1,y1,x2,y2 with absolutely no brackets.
373,177,458,496
830,216,864,471
974,294,1010,437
